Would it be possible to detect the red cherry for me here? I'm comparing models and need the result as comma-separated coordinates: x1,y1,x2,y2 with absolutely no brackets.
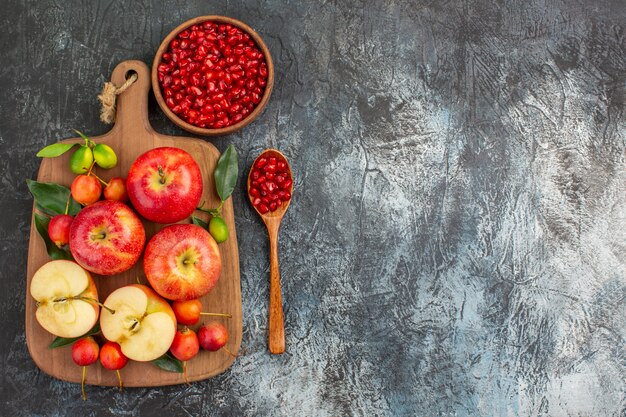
72,337,99,366
71,175,102,205
99,341,128,371
198,322,229,351
170,328,200,362
48,214,73,247
172,299,202,325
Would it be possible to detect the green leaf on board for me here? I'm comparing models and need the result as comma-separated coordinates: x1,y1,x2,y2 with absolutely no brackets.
214,144,238,202
34,213,74,261
48,323,101,349
191,216,209,229
153,353,183,373
26,179,81,216
36,143,76,158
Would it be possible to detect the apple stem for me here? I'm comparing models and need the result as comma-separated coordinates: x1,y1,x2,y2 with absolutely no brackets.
81,366,87,401
64,195,71,215
199,312,232,318
116,370,123,391
158,166,166,184
57,296,116,314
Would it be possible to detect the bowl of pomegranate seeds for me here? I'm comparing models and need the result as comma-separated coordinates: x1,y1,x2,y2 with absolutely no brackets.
152,16,274,136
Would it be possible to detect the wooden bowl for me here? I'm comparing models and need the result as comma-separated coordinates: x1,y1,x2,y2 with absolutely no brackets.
152,16,274,136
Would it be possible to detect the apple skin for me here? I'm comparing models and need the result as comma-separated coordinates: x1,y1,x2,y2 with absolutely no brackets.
100,284,177,362
144,224,221,301
126,147,203,224
69,200,146,275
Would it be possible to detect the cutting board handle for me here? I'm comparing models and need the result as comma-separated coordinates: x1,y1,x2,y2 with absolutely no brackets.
109,60,153,136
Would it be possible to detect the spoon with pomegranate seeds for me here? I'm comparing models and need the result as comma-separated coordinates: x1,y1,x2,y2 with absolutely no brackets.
247,149,293,354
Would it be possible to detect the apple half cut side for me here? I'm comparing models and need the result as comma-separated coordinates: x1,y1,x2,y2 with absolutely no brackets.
100,285,177,362
30,260,99,338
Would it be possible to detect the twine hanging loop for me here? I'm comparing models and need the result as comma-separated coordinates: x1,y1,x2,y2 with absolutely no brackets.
98,73,138,124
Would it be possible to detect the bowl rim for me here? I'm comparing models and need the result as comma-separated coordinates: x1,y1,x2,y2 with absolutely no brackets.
152,15,274,136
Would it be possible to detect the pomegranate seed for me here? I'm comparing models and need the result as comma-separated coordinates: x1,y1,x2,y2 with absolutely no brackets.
252,197,261,206
281,191,291,201
259,204,269,214
269,202,277,211
250,187,260,197
264,164,277,173
281,179,292,189
275,175,284,184
255,158,267,169
266,172,275,180
277,161,286,170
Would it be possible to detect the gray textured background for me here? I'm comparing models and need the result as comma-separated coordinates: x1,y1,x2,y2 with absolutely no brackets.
1,0,625,416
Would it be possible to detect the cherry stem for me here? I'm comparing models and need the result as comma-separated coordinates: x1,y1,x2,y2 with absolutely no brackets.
86,161,97,176
116,370,123,391
91,172,109,187
64,194,71,215
223,346,238,358
183,361,190,386
81,366,87,401
199,312,232,318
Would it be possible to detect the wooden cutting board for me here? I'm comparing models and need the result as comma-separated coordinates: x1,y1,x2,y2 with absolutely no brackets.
24,60,242,387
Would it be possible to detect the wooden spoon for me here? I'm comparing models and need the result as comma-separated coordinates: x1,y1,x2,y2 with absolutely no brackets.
247,149,294,354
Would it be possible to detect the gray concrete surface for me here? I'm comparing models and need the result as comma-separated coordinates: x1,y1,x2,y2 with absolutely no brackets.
1,0,624,415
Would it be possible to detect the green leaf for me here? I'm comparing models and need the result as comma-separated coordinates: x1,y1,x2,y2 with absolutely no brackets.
36,143,76,158
191,216,209,228
48,323,100,349
153,353,183,373
34,213,74,261
26,179,81,216
214,144,239,202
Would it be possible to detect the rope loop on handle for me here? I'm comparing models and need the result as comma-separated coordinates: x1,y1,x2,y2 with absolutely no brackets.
98,73,138,124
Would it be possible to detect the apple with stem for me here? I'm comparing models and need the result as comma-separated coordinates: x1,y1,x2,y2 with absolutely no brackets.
127,147,203,224
170,327,199,385
69,200,145,275
172,299,232,325
100,284,177,362
99,341,128,390
30,260,101,338
144,224,221,301
72,337,99,401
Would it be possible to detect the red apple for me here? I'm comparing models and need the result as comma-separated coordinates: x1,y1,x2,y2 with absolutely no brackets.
144,224,221,301
126,147,203,224
69,200,146,275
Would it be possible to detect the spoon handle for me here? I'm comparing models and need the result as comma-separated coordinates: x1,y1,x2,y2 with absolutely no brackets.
267,221,285,354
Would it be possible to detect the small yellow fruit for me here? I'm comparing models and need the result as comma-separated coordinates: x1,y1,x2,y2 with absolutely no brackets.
93,144,117,169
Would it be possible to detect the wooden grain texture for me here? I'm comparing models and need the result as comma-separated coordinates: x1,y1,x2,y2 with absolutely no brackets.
24,60,242,387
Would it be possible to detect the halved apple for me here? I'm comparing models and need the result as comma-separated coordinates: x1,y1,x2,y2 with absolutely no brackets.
100,284,177,362
30,260,99,338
